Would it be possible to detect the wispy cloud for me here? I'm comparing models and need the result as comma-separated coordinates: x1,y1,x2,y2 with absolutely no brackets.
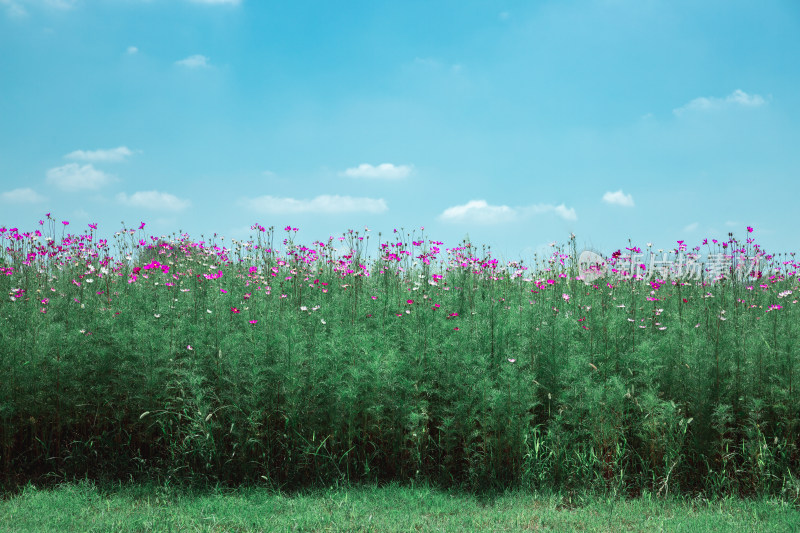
602,190,635,207
523,203,577,221
1,187,47,203
1,0,27,17
65,146,134,162
1,0,88,17
410,57,462,74
243,194,388,214
117,191,191,212
126,46,138,55
175,54,210,68
188,0,240,4
684,222,699,232
439,200,577,224
46,163,114,191
673,89,766,116
340,163,413,180
43,0,76,9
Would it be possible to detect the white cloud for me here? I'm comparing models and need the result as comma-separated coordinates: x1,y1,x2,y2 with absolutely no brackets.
524,203,578,221
1,187,46,203
340,163,413,180
673,89,766,116
65,146,134,162
684,222,699,232
175,54,210,68
46,163,114,191
602,190,635,207
117,191,191,212
243,194,388,215
439,200,577,224
440,200,515,224
127,46,138,55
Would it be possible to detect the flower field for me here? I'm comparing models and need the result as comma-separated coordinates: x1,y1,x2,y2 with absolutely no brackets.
1,216,798,499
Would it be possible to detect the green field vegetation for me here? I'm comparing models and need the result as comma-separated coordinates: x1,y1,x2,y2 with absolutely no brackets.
1,218,799,500
2,482,799,532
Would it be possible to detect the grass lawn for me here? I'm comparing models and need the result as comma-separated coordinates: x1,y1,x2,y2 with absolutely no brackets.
1,482,798,532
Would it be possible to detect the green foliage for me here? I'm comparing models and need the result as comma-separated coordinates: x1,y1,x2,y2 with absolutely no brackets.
0,226,798,499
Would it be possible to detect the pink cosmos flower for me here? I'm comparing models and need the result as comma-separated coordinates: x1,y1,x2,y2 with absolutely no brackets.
231,307,241,313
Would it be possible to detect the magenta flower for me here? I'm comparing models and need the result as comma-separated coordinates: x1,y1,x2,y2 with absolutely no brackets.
747,226,754,233
62,221,69,226
406,299,413,304
231,307,241,313
249,319,258,324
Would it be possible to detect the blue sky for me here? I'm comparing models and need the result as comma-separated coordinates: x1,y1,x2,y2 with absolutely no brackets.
2,0,799,260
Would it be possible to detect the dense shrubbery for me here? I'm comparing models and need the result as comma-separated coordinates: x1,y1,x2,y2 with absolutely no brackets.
1,218,798,499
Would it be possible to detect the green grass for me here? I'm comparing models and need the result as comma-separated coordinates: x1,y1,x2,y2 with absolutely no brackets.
2,482,798,532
